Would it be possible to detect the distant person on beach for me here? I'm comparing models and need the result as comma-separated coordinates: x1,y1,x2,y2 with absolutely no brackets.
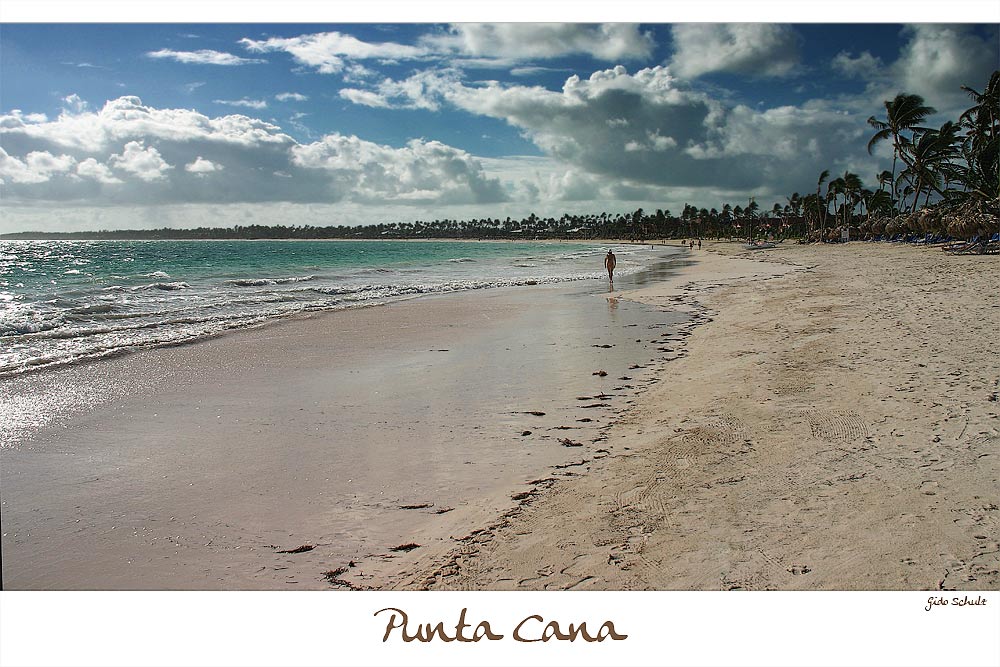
604,250,616,284
698,238,702,249
689,239,694,249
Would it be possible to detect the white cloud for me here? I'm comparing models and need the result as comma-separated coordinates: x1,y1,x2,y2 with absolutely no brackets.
214,98,268,110
345,65,863,197
830,25,999,122
76,158,122,184
343,63,377,82
423,24,654,62
275,92,308,102
0,96,506,209
0,148,47,184
476,155,681,206
0,110,47,128
669,24,801,79
338,88,393,109
891,25,998,112
0,148,77,184
548,168,605,201
109,141,172,181
240,31,427,74
649,132,678,151
285,112,314,138
338,69,459,110
624,131,678,152
185,157,223,174
694,102,862,164
510,66,571,77
239,24,655,77
25,150,76,177
0,96,295,153
62,94,89,115
61,61,107,69
146,49,265,66
832,50,883,79
428,65,705,166
290,134,506,205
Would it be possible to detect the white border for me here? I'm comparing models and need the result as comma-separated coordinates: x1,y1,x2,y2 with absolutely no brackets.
2,8,999,667
1,0,999,23
2,591,999,667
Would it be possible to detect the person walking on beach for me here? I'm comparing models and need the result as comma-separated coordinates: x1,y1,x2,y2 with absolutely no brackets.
604,249,616,285
698,238,702,249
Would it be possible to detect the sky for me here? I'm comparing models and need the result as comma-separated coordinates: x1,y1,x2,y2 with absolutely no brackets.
1,19,998,232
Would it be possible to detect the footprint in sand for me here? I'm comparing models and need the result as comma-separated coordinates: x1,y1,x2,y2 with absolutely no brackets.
919,480,940,496
809,411,871,443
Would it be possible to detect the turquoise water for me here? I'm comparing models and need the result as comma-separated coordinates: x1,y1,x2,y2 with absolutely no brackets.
1,240,658,376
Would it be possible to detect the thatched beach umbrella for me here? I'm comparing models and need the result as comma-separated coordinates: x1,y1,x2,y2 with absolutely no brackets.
947,216,979,239
950,212,999,239
915,208,931,233
945,198,1000,240
915,208,946,235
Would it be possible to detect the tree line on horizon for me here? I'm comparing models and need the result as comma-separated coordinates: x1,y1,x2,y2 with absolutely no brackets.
4,71,996,246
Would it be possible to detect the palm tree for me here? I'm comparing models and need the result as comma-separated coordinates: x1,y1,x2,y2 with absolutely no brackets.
826,176,844,238
745,198,759,241
959,70,1000,202
897,121,962,212
800,193,822,234
815,169,830,240
786,192,802,216
867,93,937,207
866,190,894,218
876,170,893,194
841,171,864,228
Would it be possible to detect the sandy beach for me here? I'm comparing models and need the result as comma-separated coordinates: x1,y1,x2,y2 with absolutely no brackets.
0,250,688,589
349,242,1000,591
2,242,997,591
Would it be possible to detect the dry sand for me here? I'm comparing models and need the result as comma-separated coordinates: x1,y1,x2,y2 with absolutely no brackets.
367,242,1000,591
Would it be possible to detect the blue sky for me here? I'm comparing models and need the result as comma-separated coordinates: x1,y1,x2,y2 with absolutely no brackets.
1,22,997,231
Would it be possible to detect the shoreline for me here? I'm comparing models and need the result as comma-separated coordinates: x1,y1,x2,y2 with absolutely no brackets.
366,241,999,591
341,244,796,589
1,238,668,382
0,251,691,589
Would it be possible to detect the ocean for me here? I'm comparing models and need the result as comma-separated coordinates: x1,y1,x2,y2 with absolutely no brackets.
1,239,659,377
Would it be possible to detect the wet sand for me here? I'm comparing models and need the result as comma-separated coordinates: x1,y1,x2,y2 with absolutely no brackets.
386,242,999,591
0,248,689,589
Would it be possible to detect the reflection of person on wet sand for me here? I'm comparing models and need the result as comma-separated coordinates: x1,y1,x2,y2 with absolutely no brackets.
604,250,616,285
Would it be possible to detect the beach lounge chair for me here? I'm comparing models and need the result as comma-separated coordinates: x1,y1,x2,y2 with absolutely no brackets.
944,237,994,254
